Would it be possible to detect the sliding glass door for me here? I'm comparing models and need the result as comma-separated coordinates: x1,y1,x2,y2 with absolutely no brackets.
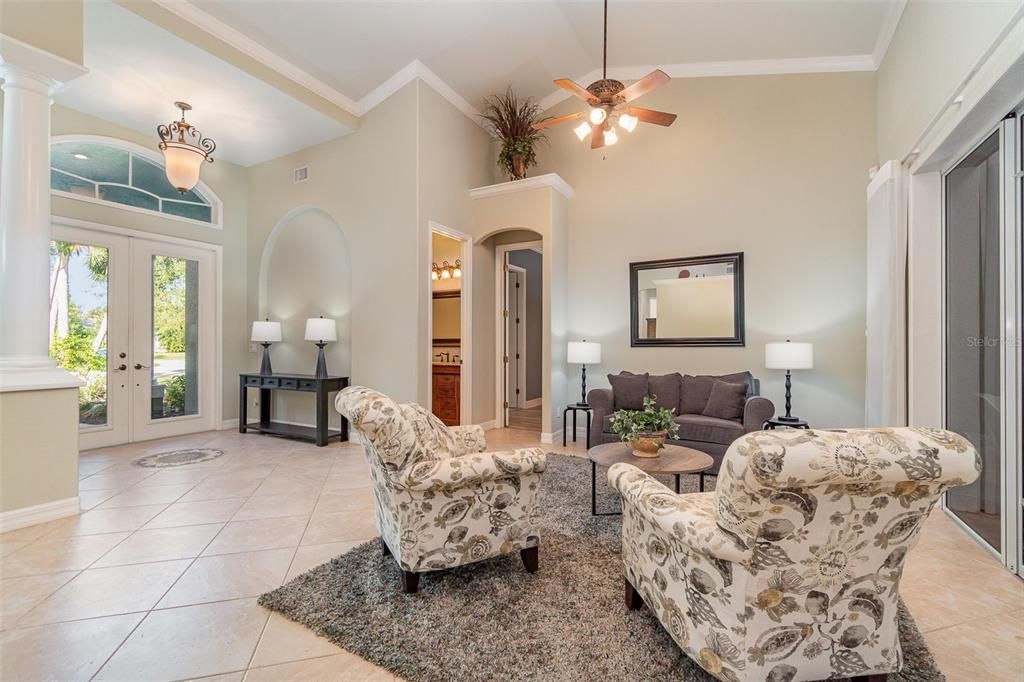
943,112,1023,577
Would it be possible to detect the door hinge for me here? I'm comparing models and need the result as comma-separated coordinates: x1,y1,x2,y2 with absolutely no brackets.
515,282,520,289
503,355,509,363
503,309,508,318
515,353,520,359
503,264,509,272
503,400,509,408
516,317,520,324
515,388,520,394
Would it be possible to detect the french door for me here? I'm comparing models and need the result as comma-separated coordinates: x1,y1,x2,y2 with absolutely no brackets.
942,110,1023,578
50,224,216,449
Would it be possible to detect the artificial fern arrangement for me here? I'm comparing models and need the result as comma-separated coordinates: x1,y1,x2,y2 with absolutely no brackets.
610,395,680,445
480,87,547,181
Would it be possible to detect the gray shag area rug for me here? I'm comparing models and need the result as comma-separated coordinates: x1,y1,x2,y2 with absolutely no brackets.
132,448,224,468
259,453,943,682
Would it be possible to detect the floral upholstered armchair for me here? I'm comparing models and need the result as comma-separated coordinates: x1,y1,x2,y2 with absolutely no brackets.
336,386,546,593
609,427,979,682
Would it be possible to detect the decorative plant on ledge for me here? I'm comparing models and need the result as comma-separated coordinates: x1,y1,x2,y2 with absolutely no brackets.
610,395,680,458
480,87,546,181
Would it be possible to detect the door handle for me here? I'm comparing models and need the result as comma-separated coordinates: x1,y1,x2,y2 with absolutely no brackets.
134,363,150,370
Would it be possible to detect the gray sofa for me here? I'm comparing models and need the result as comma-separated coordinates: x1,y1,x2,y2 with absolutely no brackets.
587,371,774,477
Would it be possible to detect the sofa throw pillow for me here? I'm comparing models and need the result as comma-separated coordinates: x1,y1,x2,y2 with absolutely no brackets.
647,373,682,413
608,372,649,410
702,380,748,422
679,374,716,414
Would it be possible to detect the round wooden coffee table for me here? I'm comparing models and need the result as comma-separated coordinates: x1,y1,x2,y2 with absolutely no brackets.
588,442,715,516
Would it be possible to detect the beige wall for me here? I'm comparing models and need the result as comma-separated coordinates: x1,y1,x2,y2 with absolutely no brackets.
0,388,79,513
1,0,84,65
247,82,420,403
876,0,1023,162
533,72,877,428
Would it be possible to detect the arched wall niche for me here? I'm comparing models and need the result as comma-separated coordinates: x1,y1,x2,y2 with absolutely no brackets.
258,206,352,428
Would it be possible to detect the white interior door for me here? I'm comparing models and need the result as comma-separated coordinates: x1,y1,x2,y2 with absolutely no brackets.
506,266,524,409
130,239,216,442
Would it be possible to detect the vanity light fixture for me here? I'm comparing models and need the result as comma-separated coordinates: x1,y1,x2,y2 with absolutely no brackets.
431,260,462,280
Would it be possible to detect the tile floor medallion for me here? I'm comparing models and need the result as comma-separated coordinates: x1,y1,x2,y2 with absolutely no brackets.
133,448,225,468
0,427,1019,681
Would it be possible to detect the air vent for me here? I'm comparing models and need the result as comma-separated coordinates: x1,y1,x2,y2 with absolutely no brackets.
293,166,309,184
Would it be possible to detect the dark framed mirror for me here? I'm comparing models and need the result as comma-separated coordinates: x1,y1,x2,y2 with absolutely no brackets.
630,252,745,347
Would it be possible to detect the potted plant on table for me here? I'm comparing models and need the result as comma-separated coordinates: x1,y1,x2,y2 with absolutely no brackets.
610,395,680,458
480,87,546,181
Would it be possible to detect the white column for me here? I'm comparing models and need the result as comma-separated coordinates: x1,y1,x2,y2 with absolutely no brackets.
0,37,87,392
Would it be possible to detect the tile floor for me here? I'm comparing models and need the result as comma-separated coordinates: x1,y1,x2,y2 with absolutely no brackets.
0,427,1021,681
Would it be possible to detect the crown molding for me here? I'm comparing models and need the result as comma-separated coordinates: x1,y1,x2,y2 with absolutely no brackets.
537,55,876,112
469,173,575,201
872,0,908,68
0,33,88,88
356,59,484,126
152,0,360,115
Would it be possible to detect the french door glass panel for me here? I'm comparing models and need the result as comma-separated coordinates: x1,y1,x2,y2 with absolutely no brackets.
944,131,1003,552
150,254,200,420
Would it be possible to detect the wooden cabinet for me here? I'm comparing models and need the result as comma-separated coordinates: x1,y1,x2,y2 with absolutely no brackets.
432,364,460,426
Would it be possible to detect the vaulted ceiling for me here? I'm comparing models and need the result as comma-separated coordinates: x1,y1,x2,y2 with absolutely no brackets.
54,0,904,166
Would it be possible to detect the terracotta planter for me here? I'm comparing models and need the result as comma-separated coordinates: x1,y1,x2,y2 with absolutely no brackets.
628,431,667,458
510,154,527,181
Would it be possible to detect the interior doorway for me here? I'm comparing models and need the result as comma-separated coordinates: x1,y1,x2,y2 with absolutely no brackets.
50,221,219,449
496,241,543,430
428,224,472,426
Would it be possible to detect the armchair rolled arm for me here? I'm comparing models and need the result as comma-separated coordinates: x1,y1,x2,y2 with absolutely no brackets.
397,448,546,492
448,424,487,455
743,395,775,433
608,463,751,563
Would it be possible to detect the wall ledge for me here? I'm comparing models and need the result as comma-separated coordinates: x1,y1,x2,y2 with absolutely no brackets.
0,365,84,393
0,496,80,533
469,173,575,201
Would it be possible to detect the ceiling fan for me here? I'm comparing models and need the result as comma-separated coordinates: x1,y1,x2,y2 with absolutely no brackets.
533,0,677,149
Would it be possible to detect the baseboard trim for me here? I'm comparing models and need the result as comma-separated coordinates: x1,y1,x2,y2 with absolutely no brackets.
220,418,238,430
522,398,542,409
0,496,79,533
540,430,561,444
478,420,498,431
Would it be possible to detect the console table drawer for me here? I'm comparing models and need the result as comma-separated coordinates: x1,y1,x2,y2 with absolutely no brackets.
280,378,298,389
299,379,317,390
261,377,280,388
245,376,261,387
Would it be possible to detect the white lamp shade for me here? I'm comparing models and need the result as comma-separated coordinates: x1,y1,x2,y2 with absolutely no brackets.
251,320,282,343
765,341,813,370
161,142,205,193
567,341,601,365
304,317,337,342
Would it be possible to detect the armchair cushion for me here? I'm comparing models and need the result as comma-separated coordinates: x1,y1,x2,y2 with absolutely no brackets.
448,424,487,456
674,414,744,445
401,403,456,460
397,448,546,491
608,372,648,409
609,463,751,563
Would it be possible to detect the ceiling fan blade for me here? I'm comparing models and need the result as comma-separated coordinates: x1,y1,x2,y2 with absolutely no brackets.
555,79,599,104
629,107,677,127
591,125,606,149
620,69,670,103
533,111,586,130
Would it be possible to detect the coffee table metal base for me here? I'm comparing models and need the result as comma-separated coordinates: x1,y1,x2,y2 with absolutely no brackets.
590,460,682,516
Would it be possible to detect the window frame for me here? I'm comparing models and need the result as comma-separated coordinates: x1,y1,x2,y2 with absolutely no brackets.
50,135,223,229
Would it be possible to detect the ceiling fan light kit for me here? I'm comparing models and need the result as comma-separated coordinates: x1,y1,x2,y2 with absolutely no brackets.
533,0,677,150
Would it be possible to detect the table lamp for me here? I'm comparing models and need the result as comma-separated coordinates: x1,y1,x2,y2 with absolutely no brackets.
765,340,814,422
304,316,337,378
567,340,601,406
251,319,282,376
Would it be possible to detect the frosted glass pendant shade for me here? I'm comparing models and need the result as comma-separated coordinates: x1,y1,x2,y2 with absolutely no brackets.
161,143,205,194
304,317,337,342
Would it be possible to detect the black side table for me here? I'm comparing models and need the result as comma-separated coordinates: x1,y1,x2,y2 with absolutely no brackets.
764,418,810,430
562,404,593,448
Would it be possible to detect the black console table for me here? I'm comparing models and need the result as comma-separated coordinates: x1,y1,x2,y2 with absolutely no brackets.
239,373,349,446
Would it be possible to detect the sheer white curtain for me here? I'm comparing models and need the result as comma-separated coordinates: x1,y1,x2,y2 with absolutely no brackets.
865,161,908,427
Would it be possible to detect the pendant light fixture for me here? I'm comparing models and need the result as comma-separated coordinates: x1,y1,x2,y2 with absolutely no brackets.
157,101,216,194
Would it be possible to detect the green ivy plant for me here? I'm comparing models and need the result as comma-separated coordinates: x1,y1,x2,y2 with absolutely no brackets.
480,87,547,181
610,395,680,443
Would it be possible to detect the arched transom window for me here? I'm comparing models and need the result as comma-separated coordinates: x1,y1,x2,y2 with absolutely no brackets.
50,138,220,226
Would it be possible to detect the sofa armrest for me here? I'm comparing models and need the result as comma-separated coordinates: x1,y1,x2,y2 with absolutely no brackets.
743,395,775,433
587,388,613,443
397,448,546,492
608,463,751,563
448,424,487,456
